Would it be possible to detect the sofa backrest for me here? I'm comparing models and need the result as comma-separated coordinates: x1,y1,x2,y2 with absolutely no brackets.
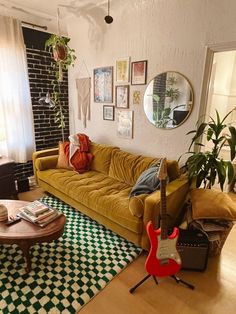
109,150,142,186
90,142,119,175
109,149,180,186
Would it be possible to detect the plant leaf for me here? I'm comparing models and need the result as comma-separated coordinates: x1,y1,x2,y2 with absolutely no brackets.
207,128,213,141
225,160,234,184
228,126,236,160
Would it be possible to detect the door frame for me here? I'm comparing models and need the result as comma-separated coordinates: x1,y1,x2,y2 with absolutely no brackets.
199,41,236,120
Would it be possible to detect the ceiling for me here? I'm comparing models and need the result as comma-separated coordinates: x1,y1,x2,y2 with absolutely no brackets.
0,0,111,33
0,0,108,18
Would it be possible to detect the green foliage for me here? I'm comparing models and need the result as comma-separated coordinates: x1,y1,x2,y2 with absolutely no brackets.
165,87,180,101
166,75,178,86
181,108,236,190
45,35,76,69
45,35,76,140
151,94,184,128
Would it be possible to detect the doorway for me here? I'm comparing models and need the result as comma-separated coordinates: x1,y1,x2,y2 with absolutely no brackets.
200,46,236,192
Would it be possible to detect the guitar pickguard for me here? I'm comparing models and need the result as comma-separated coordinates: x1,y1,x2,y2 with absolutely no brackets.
156,235,181,265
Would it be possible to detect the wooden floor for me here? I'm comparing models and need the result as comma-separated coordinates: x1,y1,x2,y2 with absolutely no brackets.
18,188,236,314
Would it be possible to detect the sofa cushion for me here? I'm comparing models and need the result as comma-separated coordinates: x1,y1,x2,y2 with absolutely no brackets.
56,141,71,169
190,188,236,220
132,156,159,183
90,142,119,175
37,169,142,233
109,150,142,186
167,160,180,182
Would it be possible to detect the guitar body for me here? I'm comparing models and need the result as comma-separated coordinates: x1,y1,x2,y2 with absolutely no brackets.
145,220,181,277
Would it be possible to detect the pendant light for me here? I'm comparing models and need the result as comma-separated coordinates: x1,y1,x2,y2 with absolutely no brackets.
104,0,113,24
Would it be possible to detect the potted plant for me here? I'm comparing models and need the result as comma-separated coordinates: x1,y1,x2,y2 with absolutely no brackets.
45,35,76,63
152,94,184,128
165,87,180,103
45,35,76,141
181,108,236,190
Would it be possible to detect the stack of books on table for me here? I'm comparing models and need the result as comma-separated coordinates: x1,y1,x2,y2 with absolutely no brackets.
17,200,62,227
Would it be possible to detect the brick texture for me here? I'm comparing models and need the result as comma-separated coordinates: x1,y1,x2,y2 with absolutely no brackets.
14,28,69,182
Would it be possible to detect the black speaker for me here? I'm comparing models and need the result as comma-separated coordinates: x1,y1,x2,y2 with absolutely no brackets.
17,177,30,193
177,229,209,271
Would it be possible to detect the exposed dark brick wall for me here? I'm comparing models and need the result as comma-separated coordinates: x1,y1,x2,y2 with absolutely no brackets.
28,48,69,151
14,28,69,182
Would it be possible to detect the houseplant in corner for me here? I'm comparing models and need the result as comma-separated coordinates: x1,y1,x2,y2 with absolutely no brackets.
182,107,236,191
45,35,76,141
180,108,236,256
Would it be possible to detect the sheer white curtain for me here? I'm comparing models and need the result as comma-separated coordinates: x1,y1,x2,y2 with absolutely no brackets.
0,15,35,162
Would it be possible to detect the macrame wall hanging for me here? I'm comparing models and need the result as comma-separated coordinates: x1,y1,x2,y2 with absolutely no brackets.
76,77,91,128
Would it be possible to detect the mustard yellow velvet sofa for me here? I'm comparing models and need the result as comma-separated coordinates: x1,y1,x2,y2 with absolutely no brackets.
32,142,189,250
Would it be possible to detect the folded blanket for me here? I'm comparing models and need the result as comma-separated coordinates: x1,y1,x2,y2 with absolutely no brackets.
65,133,93,173
129,160,168,198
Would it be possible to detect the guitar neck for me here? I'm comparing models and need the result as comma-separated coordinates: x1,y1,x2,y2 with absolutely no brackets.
160,179,168,240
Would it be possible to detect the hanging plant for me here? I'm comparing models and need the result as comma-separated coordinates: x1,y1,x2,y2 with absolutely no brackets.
45,35,76,141
45,35,76,81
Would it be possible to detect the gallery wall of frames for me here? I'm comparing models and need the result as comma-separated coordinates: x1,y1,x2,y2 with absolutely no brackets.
93,58,147,139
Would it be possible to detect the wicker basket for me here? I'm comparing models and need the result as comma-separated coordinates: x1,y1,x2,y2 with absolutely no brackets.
208,222,234,256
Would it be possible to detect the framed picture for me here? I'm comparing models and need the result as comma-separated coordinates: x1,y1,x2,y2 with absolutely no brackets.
103,105,114,121
131,60,147,85
94,66,113,103
116,57,130,83
133,90,141,105
116,85,129,108
117,109,133,139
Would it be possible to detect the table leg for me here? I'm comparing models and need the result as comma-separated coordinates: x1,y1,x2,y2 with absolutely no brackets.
18,242,32,273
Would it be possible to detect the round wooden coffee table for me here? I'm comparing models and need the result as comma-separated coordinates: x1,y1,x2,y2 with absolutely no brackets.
0,200,66,273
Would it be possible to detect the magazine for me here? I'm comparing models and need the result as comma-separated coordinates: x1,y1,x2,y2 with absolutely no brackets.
19,206,55,223
20,200,49,216
17,201,63,227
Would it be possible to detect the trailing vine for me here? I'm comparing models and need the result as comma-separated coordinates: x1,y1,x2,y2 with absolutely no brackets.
45,35,76,141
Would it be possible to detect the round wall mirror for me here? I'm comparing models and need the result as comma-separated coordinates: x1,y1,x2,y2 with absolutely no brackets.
143,71,194,129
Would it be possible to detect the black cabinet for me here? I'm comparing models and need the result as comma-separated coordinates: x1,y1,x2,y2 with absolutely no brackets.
0,157,17,199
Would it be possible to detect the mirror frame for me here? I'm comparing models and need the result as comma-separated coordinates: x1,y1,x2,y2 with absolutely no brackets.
143,71,194,130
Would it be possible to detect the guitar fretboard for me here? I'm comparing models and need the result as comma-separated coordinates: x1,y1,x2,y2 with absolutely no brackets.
160,179,168,240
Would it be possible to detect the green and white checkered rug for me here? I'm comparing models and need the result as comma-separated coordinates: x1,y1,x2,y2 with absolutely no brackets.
0,196,141,314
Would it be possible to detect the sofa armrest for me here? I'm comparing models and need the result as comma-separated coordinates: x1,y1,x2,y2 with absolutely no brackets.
141,176,189,250
35,155,58,171
32,147,59,183
129,194,147,218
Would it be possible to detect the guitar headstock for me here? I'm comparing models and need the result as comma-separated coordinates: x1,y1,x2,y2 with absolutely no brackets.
158,158,167,180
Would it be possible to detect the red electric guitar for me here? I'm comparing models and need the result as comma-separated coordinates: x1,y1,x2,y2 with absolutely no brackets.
145,158,181,277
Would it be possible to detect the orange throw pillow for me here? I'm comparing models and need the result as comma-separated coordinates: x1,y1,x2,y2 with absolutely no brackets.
56,141,72,169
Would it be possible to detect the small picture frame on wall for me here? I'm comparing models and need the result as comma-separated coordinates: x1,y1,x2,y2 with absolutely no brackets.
94,66,113,103
103,105,115,121
133,90,141,105
131,60,147,85
117,109,133,139
116,57,130,83
116,85,129,108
